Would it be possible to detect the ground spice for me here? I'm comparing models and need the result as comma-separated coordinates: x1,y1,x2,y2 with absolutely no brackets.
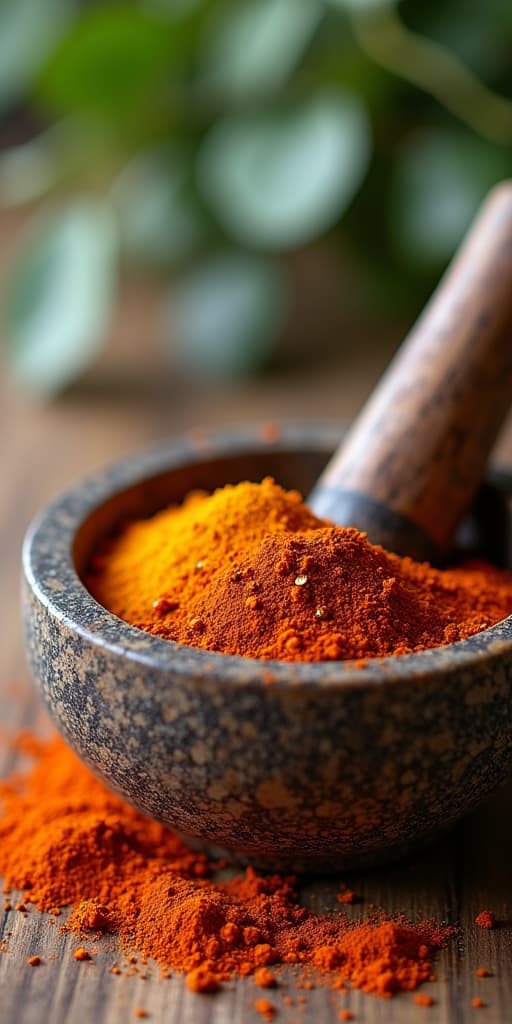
254,999,276,1020
254,967,277,988
88,478,512,662
413,993,434,1006
312,920,446,996
73,947,91,961
0,734,453,999
337,889,358,905
475,911,496,930
186,965,220,993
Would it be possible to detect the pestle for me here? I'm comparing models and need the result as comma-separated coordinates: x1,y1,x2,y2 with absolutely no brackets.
309,182,512,562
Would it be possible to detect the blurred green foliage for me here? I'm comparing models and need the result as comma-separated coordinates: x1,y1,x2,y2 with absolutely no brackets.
1,0,511,393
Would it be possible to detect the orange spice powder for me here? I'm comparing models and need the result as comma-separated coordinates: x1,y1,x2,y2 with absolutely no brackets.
88,478,512,662
0,734,453,999
475,910,496,930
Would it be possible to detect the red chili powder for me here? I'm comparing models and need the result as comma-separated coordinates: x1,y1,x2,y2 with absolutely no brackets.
255,967,277,988
255,999,276,1021
413,992,434,1006
87,478,512,663
475,910,496,930
0,734,454,999
73,947,91,962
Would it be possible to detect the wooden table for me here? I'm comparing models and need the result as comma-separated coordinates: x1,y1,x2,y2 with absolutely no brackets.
1,366,511,1024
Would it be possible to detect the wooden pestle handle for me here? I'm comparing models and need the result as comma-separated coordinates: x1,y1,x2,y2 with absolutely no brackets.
309,182,512,561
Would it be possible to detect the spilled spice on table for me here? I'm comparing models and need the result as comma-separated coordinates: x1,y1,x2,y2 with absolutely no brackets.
0,733,454,1001
475,910,496,930
413,992,434,1006
254,998,277,1020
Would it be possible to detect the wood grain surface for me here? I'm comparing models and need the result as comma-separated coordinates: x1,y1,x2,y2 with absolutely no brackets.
1,364,512,1024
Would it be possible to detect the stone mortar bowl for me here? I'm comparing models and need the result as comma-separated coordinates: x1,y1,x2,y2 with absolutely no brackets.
22,422,512,872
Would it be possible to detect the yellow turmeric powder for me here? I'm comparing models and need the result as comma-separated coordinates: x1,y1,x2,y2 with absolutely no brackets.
88,477,512,661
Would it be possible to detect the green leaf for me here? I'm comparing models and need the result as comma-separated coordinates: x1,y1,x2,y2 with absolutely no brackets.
198,91,371,249
165,252,288,377
0,133,59,208
36,5,179,120
143,0,204,12
405,0,512,81
201,0,322,101
0,115,121,209
391,130,511,267
6,202,117,396
0,0,75,113
328,0,397,11
111,145,206,267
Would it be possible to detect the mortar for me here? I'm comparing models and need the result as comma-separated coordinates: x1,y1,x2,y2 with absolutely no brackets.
22,422,512,872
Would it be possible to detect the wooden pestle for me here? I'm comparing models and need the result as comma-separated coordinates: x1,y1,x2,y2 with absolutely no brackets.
309,182,512,562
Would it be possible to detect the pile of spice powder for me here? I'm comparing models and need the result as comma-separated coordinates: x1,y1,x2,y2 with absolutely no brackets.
0,734,453,998
88,477,512,661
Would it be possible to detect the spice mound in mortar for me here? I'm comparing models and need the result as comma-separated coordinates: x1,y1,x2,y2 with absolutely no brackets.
88,477,512,661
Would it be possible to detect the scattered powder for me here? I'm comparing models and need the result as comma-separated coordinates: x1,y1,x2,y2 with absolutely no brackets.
254,998,276,1020
68,900,111,934
186,966,220,993
73,947,91,962
0,734,454,1001
413,992,434,1006
254,967,277,988
337,889,359,905
312,920,448,997
475,911,496,930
